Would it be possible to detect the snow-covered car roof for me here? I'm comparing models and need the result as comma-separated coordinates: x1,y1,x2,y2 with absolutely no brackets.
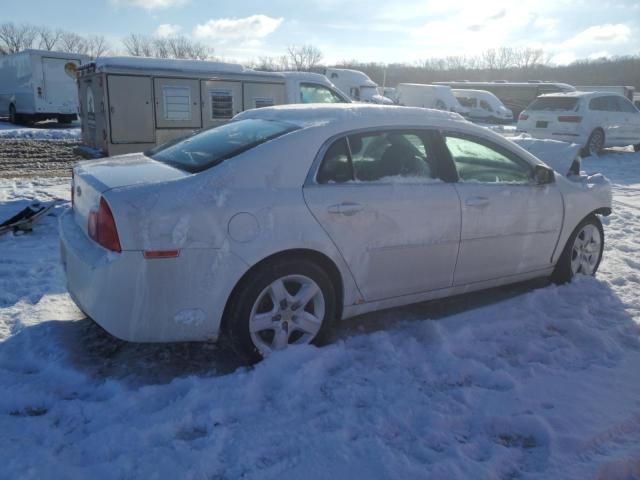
235,103,466,129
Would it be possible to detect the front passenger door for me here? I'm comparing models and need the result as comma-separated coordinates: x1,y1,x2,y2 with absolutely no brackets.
443,133,564,285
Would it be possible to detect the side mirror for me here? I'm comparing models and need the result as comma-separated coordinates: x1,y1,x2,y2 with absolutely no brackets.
534,164,555,185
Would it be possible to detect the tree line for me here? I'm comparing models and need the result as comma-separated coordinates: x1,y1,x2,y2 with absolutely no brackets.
1,21,638,89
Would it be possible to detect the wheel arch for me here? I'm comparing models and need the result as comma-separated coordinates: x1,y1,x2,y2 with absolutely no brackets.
221,248,345,332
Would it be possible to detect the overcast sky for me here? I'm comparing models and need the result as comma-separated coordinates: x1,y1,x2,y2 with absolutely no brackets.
7,0,640,64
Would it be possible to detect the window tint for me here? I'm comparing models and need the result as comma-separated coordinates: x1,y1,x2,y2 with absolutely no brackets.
149,119,298,173
528,97,579,111
457,96,477,108
616,97,638,113
317,131,440,184
444,135,532,184
317,138,352,184
350,132,436,182
590,96,621,112
479,100,493,111
300,83,345,103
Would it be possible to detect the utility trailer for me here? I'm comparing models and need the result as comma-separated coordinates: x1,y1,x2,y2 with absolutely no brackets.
0,49,89,124
77,57,350,156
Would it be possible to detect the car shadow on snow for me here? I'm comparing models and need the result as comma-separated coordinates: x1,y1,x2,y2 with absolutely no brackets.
1,274,633,390
59,277,550,386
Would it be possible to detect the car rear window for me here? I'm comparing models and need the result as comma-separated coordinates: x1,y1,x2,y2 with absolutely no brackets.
148,119,299,173
527,97,579,111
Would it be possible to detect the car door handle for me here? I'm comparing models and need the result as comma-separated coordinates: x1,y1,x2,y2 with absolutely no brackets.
328,202,363,216
465,196,489,207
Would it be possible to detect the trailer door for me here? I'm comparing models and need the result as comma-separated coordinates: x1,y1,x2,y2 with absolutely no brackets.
154,78,201,129
107,75,155,144
41,57,80,109
243,82,285,110
201,80,242,129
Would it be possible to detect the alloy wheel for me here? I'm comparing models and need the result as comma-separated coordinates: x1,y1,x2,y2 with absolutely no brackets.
570,224,602,276
249,274,325,356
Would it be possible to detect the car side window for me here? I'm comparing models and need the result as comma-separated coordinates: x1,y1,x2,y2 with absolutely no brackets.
317,138,352,184
349,131,438,182
300,83,345,103
616,97,638,114
589,97,604,111
480,100,493,112
316,130,443,184
604,96,622,112
444,134,532,184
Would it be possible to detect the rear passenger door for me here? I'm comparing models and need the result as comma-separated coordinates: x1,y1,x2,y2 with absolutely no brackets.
303,129,461,301
442,132,563,285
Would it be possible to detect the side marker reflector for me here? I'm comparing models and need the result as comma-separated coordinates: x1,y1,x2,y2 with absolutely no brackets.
143,250,180,259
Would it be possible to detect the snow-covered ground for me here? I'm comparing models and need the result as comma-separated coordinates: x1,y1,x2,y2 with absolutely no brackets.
0,119,81,140
1,149,640,479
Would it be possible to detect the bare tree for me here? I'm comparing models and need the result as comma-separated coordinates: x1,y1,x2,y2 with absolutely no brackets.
59,32,88,54
286,44,323,71
38,26,63,51
0,22,38,54
86,35,109,58
122,33,154,57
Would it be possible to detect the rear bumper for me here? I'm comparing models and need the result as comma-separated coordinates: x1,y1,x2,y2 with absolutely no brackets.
59,209,247,343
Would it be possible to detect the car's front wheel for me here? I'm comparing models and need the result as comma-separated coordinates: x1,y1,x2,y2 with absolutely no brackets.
552,215,604,284
225,258,337,361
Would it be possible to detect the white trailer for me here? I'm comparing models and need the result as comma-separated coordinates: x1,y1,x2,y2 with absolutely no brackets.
324,68,393,104
395,83,469,115
0,49,89,124
575,85,635,101
77,56,350,156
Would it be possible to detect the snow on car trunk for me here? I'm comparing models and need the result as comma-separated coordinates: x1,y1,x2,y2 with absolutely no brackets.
72,153,189,236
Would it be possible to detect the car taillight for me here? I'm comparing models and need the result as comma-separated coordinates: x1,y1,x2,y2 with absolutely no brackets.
519,113,529,120
88,197,121,252
558,115,582,123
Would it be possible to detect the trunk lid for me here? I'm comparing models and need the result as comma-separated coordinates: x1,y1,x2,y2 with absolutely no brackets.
72,153,190,235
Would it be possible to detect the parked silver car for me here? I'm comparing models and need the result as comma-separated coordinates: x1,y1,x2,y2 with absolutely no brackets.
60,104,612,360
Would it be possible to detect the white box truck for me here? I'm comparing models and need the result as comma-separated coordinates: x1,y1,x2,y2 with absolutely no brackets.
77,56,350,156
324,68,393,104
0,49,89,124
396,83,469,115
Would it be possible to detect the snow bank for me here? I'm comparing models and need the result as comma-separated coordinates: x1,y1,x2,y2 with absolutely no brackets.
0,121,81,140
1,150,640,478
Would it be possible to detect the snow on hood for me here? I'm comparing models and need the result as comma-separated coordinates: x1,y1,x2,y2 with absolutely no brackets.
510,135,581,174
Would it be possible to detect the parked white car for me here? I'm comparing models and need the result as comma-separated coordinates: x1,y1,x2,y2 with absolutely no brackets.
517,92,640,155
325,68,393,104
452,89,513,123
60,104,612,360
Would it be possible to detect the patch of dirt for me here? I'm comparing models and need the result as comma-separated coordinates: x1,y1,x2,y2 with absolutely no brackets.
0,139,82,178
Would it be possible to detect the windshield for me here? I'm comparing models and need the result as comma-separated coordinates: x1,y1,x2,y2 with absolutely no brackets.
527,97,579,111
149,119,299,173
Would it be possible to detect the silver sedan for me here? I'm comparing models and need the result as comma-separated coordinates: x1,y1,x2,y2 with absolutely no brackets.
60,104,612,360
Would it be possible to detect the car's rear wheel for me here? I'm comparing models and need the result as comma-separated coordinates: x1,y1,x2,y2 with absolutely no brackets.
225,258,336,361
582,129,605,157
633,143,640,152
552,215,604,284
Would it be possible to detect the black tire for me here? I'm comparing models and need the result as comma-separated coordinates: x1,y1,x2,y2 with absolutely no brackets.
552,215,604,284
634,143,640,152
581,129,605,158
8,104,17,124
224,258,337,362
58,115,72,124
